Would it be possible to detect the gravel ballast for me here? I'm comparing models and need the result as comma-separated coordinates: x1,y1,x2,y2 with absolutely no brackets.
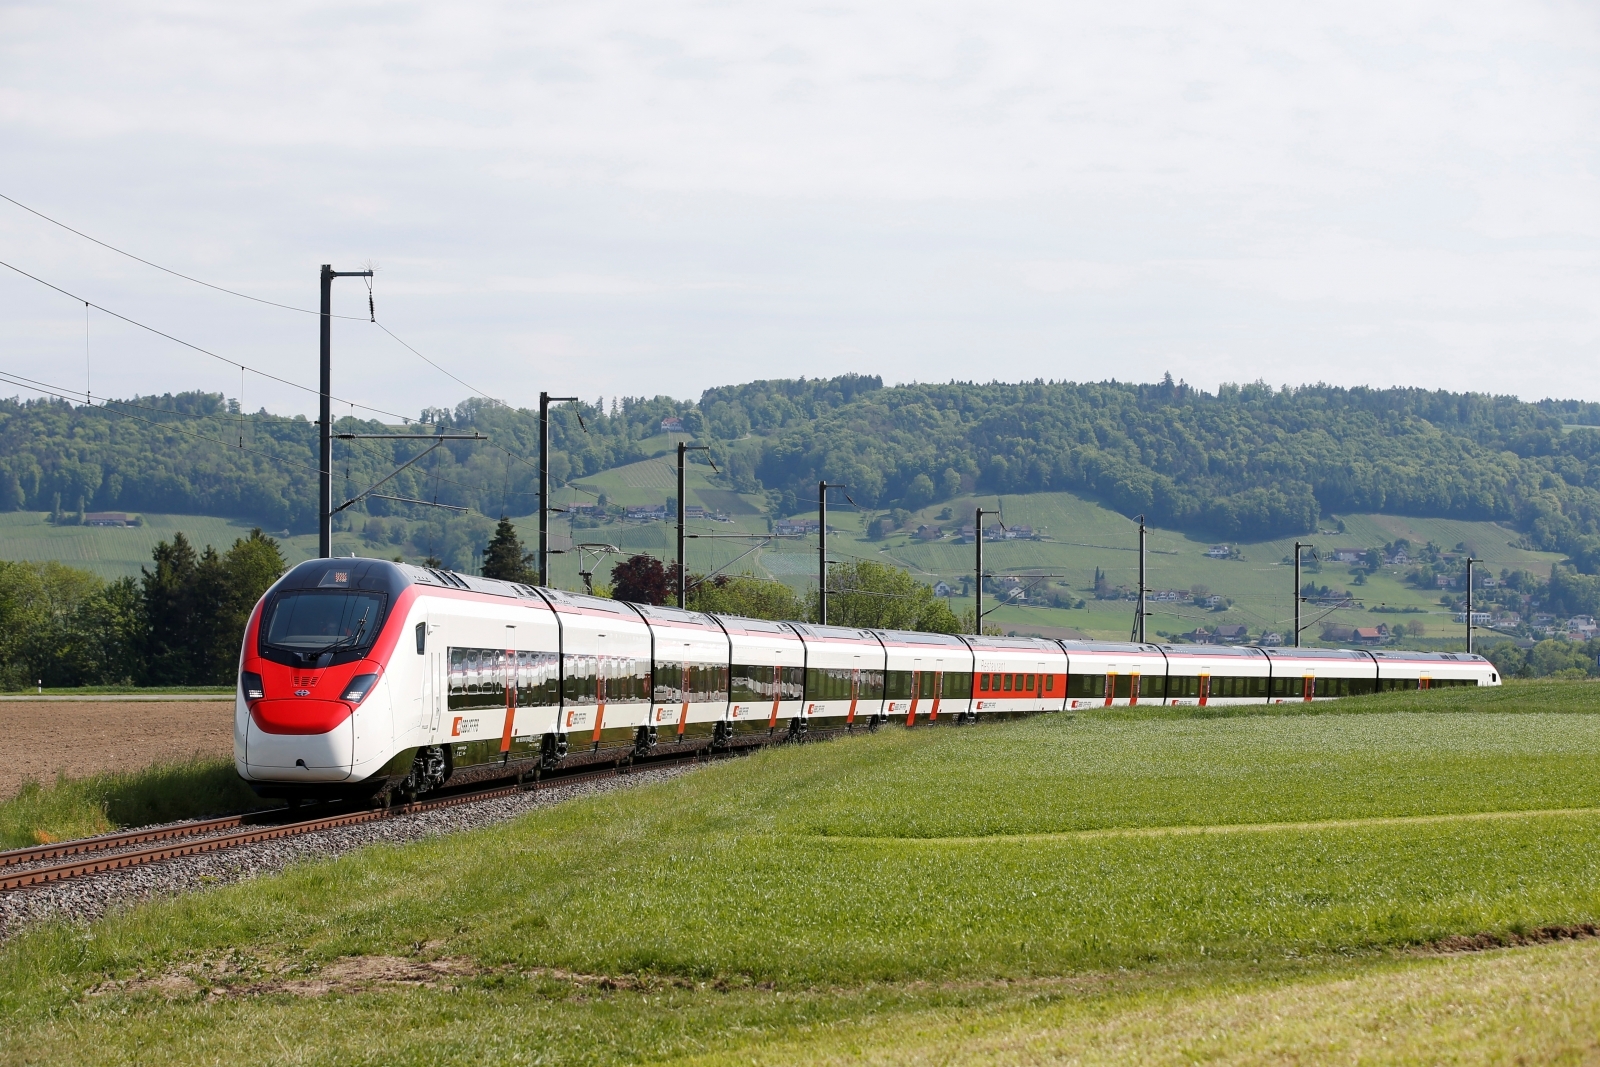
0,763,702,941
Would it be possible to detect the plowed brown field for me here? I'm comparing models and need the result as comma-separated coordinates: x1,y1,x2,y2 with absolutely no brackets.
0,699,233,796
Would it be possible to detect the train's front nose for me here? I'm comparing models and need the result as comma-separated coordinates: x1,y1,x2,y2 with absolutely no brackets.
237,668,380,783
242,697,355,781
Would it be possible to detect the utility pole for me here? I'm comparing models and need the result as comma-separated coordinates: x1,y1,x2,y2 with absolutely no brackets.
974,506,1001,635
1293,541,1313,647
1135,515,1148,643
319,264,372,559
817,481,848,624
676,441,712,608
538,391,579,587
1465,557,1481,653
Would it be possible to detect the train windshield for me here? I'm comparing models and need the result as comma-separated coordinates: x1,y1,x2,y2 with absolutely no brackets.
264,591,387,654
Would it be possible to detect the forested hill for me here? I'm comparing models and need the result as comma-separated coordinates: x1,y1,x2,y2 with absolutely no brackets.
8,375,1600,570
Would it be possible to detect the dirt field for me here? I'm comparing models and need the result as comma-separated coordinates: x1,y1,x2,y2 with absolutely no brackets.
0,699,233,797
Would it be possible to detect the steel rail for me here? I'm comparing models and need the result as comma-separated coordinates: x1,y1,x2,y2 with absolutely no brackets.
0,749,721,893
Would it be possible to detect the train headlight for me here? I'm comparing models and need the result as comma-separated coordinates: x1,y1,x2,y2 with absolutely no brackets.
343,673,379,704
240,671,264,703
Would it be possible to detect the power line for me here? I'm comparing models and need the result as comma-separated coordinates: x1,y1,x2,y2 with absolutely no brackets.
0,191,365,320
0,257,414,424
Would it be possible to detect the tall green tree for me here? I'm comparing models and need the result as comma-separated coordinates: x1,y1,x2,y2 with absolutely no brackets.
688,574,806,621
808,560,961,633
142,533,200,684
481,518,535,583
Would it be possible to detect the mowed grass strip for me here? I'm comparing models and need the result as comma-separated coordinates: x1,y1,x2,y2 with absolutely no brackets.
2,686,1600,1062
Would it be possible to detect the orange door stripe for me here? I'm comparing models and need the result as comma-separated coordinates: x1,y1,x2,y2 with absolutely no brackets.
1104,672,1116,707
499,650,517,753
1199,673,1210,707
1129,671,1140,707
907,670,921,726
930,671,943,721
847,670,860,725
677,701,689,737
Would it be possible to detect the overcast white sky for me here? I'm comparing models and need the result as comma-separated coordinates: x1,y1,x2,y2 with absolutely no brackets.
1,0,1597,419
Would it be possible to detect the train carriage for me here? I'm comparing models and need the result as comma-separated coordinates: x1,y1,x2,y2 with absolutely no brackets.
716,615,806,739
787,623,887,731
962,636,1068,718
1369,650,1500,690
535,587,653,763
1260,647,1378,702
871,630,973,726
1158,645,1272,707
627,604,732,751
1057,641,1168,708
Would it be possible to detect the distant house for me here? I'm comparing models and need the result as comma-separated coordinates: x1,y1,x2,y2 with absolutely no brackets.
685,505,706,520
659,416,685,433
1182,629,1216,644
1215,623,1249,643
957,524,976,543
1455,611,1493,626
1478,576,1499,588
83,512,132,526
914,524,943,541
1387,550,1411,565
1206,544,1231,558
1351,627,1385,646
983,524,1007,541
1568,615,1598,636
1436,574,1453,587
774,518,821,537
1258,632,1284,647
567,503,603,517
625,505,668,522
933,581,954,597
1330,549,1363,563
1008,524,1035,540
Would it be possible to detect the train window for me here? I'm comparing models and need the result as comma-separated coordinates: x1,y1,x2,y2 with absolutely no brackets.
883,671,915,699
858,669,885,700
1112,674,1132,699
263,591,386,656
1168,675,1200,699
978,674,989,692
1025,674,1035,692
944,672,972,699
918,672,938,698
1003,674,1013,692
1044,675,1054,692
1067,674,1105,698
1140,674,1167,698
415,622,426,655
731,664,774,703
654,663,683,704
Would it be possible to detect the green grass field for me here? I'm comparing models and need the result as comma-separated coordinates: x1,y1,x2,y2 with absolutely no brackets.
4,682,1600,1063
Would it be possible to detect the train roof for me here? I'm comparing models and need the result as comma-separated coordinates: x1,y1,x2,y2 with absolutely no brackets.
1056,640,1164,654
1259,647,1373,662
870,629,970,649
627,603,720,628
786,622,879,642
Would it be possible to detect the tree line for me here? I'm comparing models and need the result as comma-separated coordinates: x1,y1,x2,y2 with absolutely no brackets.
12,375,1600,570
0,530,284,689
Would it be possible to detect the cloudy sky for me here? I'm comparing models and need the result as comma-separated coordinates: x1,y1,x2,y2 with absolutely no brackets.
1,1,1597,420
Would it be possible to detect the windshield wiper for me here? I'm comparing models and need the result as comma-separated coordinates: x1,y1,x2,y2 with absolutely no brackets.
298,608,372,666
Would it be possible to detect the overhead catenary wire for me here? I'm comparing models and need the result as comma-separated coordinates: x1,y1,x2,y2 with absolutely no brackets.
0,257,415,424
0,191,365,320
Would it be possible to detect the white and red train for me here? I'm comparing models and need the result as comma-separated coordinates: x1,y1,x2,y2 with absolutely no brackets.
235,559,1501,802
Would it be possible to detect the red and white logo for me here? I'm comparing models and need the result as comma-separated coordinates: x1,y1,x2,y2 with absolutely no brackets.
451,716,462,736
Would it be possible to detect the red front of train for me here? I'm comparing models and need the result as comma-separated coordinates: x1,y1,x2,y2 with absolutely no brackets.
235,559,416,800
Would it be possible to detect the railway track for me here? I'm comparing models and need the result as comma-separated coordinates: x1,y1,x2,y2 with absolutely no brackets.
0,753,708,893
